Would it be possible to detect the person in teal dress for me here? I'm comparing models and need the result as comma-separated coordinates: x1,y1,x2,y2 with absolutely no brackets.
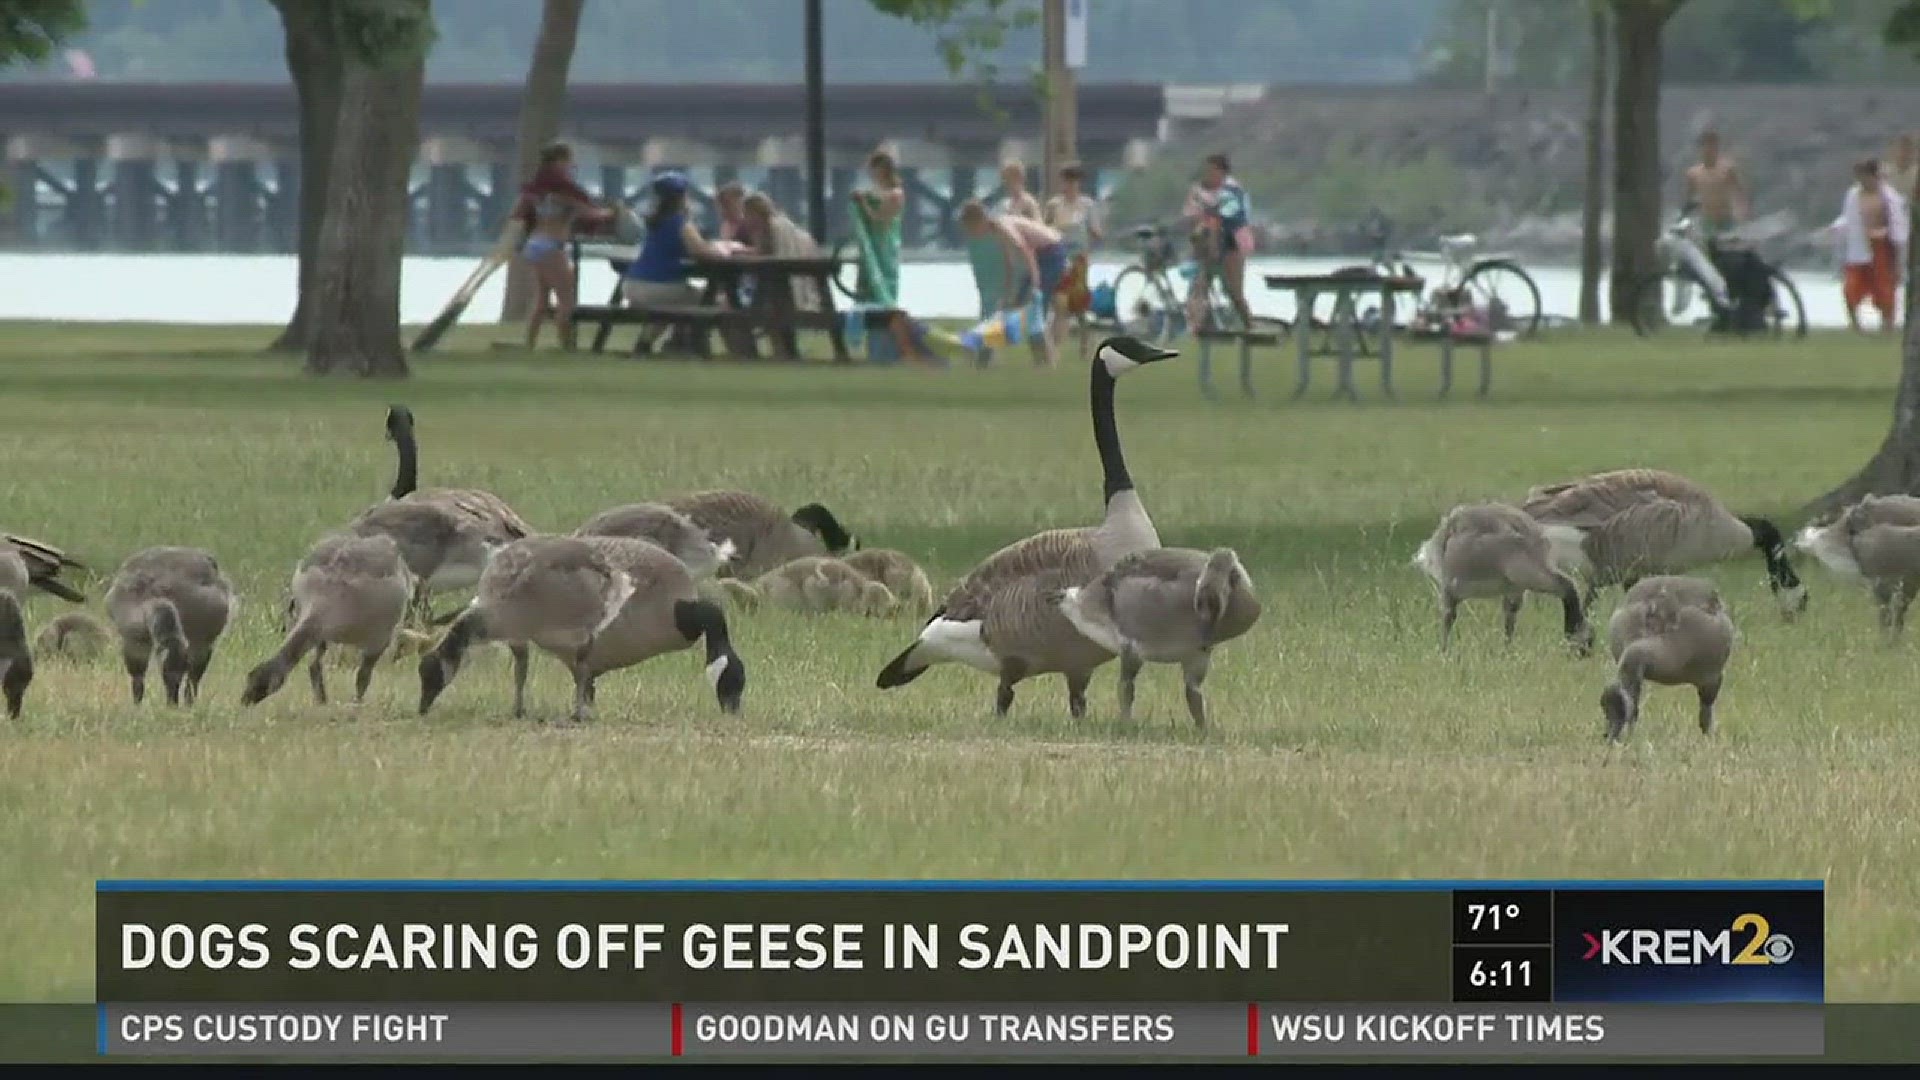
853,149,905,305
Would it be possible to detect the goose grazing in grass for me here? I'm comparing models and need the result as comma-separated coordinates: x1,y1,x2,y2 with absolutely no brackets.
1600,575,1735,743
576,502,736,579
103,547,236,706
876,335,1178,719
0,548,35,717
1794,493,1920,635
1413,502,1593,654
1055,547,1261,729
241,532,415,706
1519,468,1805,620
660,490,857,579
418,535,746,721
1,532,86,602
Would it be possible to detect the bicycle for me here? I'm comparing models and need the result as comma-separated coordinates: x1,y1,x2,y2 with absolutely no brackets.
1105,223,1289,344
1328,219,1544,355
1625,208,1807,339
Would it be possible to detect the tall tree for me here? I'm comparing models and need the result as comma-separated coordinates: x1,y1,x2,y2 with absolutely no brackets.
303,0,435,377
867,0,1039,82
1606,0,1686,327
498,0,586,324
1809,0,1920,511
0,0,87,218
1579,2,1609,324
266,0,343,354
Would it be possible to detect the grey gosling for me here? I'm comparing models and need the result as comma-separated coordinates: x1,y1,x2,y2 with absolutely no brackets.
575,502,736,579
1600,575,1735,743
1056,547,1261,729
1795,494,1920,635
1413,502,1593,654
103,547,237,706
242,533,414,706
418,535,746,720
841,548,936,614
34,612,111,660
876,336,1179,719
751,556,898,616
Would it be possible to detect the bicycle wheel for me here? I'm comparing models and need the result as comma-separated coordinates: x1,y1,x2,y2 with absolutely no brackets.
1628,271,1719,336
1460,259,1542,337
1110,266,1180,343
1765,268,1808,339
828,239,863,302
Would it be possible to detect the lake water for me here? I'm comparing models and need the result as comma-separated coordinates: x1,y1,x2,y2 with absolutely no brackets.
0,252,1861,328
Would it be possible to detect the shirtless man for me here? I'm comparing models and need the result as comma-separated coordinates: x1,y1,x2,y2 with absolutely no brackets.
960,200,1067,366
1683,131,1749,239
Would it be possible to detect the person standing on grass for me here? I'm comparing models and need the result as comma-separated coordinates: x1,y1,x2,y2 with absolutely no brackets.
854,150,906,305
516,142,609,351
1682,130,1749,241
959,200,1065,367
1045,163,1102,348
1833,158,1908,334
1182,152,1254,333
999,160,1043,221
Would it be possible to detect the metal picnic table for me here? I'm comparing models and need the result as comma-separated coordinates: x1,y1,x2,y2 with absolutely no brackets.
1264,271,1425,401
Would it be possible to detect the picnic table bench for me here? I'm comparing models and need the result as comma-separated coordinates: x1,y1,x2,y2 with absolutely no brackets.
1264,271,1425,400
568,249,901,362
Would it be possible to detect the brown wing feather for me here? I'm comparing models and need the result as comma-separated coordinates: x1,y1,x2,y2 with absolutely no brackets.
407,488,534,539
660,490,788,535
939,528,1098,622
1522,469,1719,527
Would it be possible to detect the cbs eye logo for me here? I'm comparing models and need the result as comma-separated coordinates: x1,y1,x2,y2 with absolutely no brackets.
1582,914,1794,966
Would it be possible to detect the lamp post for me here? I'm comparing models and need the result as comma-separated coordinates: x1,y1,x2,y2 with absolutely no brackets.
804,0,828,244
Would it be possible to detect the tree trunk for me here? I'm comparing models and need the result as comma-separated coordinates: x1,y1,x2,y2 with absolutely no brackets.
304,54,427,377
266,0,344,354
1807,196,1920,514
1606,1,1677,327
1578,4,1608,325
499,0,587,324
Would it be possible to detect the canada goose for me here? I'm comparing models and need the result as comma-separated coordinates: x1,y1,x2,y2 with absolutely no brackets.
751,556,898,616
660,490,858,579
841,548,936,615
1055,547,1261,729
1413,502,1593,654
33,612,110,660
1600,575,1735,743
575,502,736,579
1520,469,1805,620
1793,493,1920,634
0,549,34,717
103,547,236,706
241,533,414,706
384,405,536,541
876,336,1179,718
418,535,747,720
1,532,86,602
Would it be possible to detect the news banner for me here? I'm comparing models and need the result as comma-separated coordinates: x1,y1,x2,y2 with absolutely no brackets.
95,879,1825,1060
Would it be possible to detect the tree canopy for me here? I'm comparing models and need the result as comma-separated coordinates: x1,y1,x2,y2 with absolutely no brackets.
0,0,86,67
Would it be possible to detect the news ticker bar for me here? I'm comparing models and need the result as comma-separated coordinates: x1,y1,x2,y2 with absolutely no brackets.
94,880,1825,1005
98,1003,1824,1059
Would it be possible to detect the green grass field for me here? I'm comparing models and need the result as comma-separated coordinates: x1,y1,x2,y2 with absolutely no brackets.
1,322,1916,1001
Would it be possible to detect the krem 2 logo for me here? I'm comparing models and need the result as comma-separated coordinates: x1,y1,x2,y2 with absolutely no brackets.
1582,914,1794,965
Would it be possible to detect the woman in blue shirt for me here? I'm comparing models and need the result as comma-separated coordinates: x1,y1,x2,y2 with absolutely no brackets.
622,173,730,351
1182,152,1255,333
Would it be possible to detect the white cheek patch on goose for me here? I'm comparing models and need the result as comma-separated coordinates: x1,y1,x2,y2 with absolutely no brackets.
706,656,729,687
1097,345,1139,377
713,538,738,565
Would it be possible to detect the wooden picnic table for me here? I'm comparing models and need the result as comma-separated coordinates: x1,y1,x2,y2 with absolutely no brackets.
1264,271,1425,401
575,246,868,361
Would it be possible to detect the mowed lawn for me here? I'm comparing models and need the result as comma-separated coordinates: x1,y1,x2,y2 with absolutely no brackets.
0,321,1916,1001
